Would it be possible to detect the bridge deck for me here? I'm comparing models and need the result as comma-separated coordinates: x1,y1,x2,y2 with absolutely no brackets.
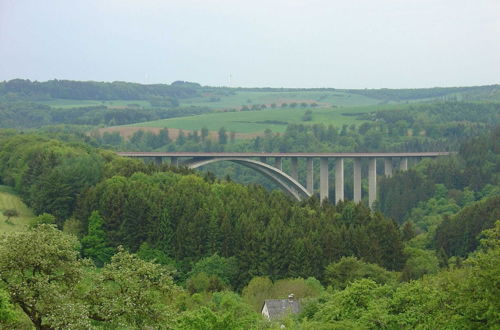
117,152,453,158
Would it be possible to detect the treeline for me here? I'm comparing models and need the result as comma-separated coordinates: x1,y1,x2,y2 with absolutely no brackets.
0,102,212,128
2,78,498,103
370,101,500,129
0,79,202,100
347,84,500,101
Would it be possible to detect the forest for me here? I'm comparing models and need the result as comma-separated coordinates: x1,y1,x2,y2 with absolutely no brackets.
0,81,499,329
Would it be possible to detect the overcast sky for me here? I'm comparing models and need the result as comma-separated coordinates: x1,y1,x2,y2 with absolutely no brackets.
0,0,498,88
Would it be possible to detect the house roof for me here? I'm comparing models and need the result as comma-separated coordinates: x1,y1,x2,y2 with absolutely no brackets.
262,299,301,320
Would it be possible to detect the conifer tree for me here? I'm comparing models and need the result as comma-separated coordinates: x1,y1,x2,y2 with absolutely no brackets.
81,211,115,266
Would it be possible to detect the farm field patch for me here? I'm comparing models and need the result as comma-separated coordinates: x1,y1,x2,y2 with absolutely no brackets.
183,90,381,109
124,104,405,134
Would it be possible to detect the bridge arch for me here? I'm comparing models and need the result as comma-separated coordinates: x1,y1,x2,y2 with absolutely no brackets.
183,157,311,201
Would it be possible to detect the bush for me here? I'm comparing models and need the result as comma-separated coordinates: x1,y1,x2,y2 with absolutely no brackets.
324,256,397,290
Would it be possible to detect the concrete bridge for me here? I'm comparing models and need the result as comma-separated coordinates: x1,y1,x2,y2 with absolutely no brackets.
117,152,452,207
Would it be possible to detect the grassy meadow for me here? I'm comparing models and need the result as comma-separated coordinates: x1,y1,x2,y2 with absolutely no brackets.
126,104,406,134
0,185,33,233
37,90,381,110
182,90,381,109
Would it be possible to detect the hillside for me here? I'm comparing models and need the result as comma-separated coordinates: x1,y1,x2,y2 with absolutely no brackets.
1,80,499,132
0,185,33,233
125,105,387,134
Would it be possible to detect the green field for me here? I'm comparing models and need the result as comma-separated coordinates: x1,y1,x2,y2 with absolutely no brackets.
126,104,406,133
0,185,33,233
182,90,382,109
37,90,380,110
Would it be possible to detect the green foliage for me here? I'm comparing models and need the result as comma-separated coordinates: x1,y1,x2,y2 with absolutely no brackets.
137,241,178,268
378,170,435,222
242,276,324,312
302,222,500,328
76,171,406,288
86,246,179,328
1,78,200,101
0,222,184,329
2,208,18,223
188,254,239,288
324,256,397,290
0,224,92,329
434,195,500,258
302,109,313,121
0,115,497,328
29,212,56,227
0,288,17,325
81,210,115,266
312,279,393,327
400,247,439,281
176,291,260,329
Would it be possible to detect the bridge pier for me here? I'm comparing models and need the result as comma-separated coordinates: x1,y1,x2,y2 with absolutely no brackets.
400,157,408,171
320,158,329,202
384,158,393,177
171,157,178,166
353,159,362,203
274,157,282,170
260,156,267,163
155,156,162,165
290,158,298,181
368,158,377,209
335,158,344,203
306,158,314,194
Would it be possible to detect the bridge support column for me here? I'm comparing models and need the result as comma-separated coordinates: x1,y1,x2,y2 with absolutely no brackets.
274,157,282,171
260,156,267,163
290,158,298,181
154,156,162,165
384,158,393,177
306,158,314,194
335,158,344,203
353,158,361,203
171,157,178,166
368,158,377,209
320,158,329,202
400,157,408,171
